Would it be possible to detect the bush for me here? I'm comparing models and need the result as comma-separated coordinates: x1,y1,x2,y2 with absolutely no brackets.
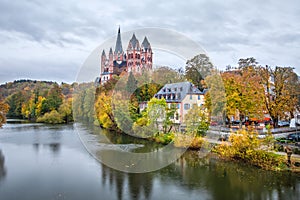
174,133,205,149
36,110,64,124
215,129,286,171
154,132,174,145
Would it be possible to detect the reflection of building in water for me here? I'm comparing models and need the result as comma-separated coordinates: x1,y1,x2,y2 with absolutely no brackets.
0,150,6,180
96,27,153,85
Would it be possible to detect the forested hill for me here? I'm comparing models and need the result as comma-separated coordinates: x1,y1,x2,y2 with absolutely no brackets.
0,79,73,99
0,79,74,121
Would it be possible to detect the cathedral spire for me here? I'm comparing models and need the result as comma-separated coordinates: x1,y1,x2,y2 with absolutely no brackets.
142,36,150,49
114,26,123,54
102,49,106,57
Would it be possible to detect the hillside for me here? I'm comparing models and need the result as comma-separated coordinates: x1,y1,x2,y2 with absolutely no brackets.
0,79,74,119
0,79,73,99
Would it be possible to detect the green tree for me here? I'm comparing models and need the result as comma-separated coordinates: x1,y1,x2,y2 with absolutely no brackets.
73,83,95,122
5,91,27,118
58,98,73,123
238,57,258,69
152,66,185,85
126,72,137,94
147,97,166,131
45,84,63,111
185,54,213,90
146,97,176,134
204,70,226,124
184,105,209,136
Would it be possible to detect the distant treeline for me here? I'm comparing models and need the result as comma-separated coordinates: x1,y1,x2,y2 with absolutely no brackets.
1,79,75,124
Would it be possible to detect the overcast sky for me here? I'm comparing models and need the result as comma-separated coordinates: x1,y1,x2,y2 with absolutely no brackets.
0,0,299,84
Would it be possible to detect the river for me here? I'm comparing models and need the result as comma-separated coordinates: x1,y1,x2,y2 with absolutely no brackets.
0,122,300,200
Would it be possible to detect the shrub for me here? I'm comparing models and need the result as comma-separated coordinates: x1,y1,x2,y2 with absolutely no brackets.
154,132,174,145
36,110,64,124
215,128,286,171
174,133,205,149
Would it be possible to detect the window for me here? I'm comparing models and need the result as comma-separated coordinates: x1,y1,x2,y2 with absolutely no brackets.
174,88,177,92
190,95,192,100
175,112,179,120
184,103,190,110
180,87,183,91
177,103,180,109
198,95,201,100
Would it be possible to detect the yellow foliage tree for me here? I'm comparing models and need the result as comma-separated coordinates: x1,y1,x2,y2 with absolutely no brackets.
0,100,9,127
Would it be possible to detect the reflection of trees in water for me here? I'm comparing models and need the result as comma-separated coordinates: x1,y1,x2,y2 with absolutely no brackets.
0,150,6,181
128,173,153,200
48,143,60,153
101,163,153,200
169,151,300,200
87,124,300,199
32,143,61,154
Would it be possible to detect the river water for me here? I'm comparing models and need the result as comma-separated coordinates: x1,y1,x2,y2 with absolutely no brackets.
0,122,300,200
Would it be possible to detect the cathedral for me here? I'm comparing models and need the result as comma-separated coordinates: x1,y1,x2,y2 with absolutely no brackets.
98,27,153,85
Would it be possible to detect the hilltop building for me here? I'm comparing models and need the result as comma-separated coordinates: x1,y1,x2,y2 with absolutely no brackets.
96,27,153,85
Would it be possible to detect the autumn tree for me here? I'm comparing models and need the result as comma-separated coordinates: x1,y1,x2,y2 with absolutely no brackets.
95,91,116,130
222,67,265,124
259,65,299,127
0,99,9,127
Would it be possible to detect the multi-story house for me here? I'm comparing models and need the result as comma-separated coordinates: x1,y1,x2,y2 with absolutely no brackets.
150,81,207,124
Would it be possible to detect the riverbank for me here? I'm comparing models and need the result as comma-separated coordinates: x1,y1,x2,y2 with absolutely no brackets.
145,128,300,172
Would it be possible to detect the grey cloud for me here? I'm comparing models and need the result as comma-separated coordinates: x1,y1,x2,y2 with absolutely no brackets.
0,0,300,83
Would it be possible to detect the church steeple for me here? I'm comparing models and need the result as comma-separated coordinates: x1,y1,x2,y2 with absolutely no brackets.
114,26,123,54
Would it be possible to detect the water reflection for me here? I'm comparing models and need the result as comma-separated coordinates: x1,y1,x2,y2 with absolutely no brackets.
0,123,300,200
0,150,6,182
81,123,300,200
101,163,153,200
48,143,60,154
170,151,300,200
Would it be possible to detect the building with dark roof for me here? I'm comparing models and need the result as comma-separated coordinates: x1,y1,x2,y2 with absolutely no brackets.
98,27,153,85
140,81,207,124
